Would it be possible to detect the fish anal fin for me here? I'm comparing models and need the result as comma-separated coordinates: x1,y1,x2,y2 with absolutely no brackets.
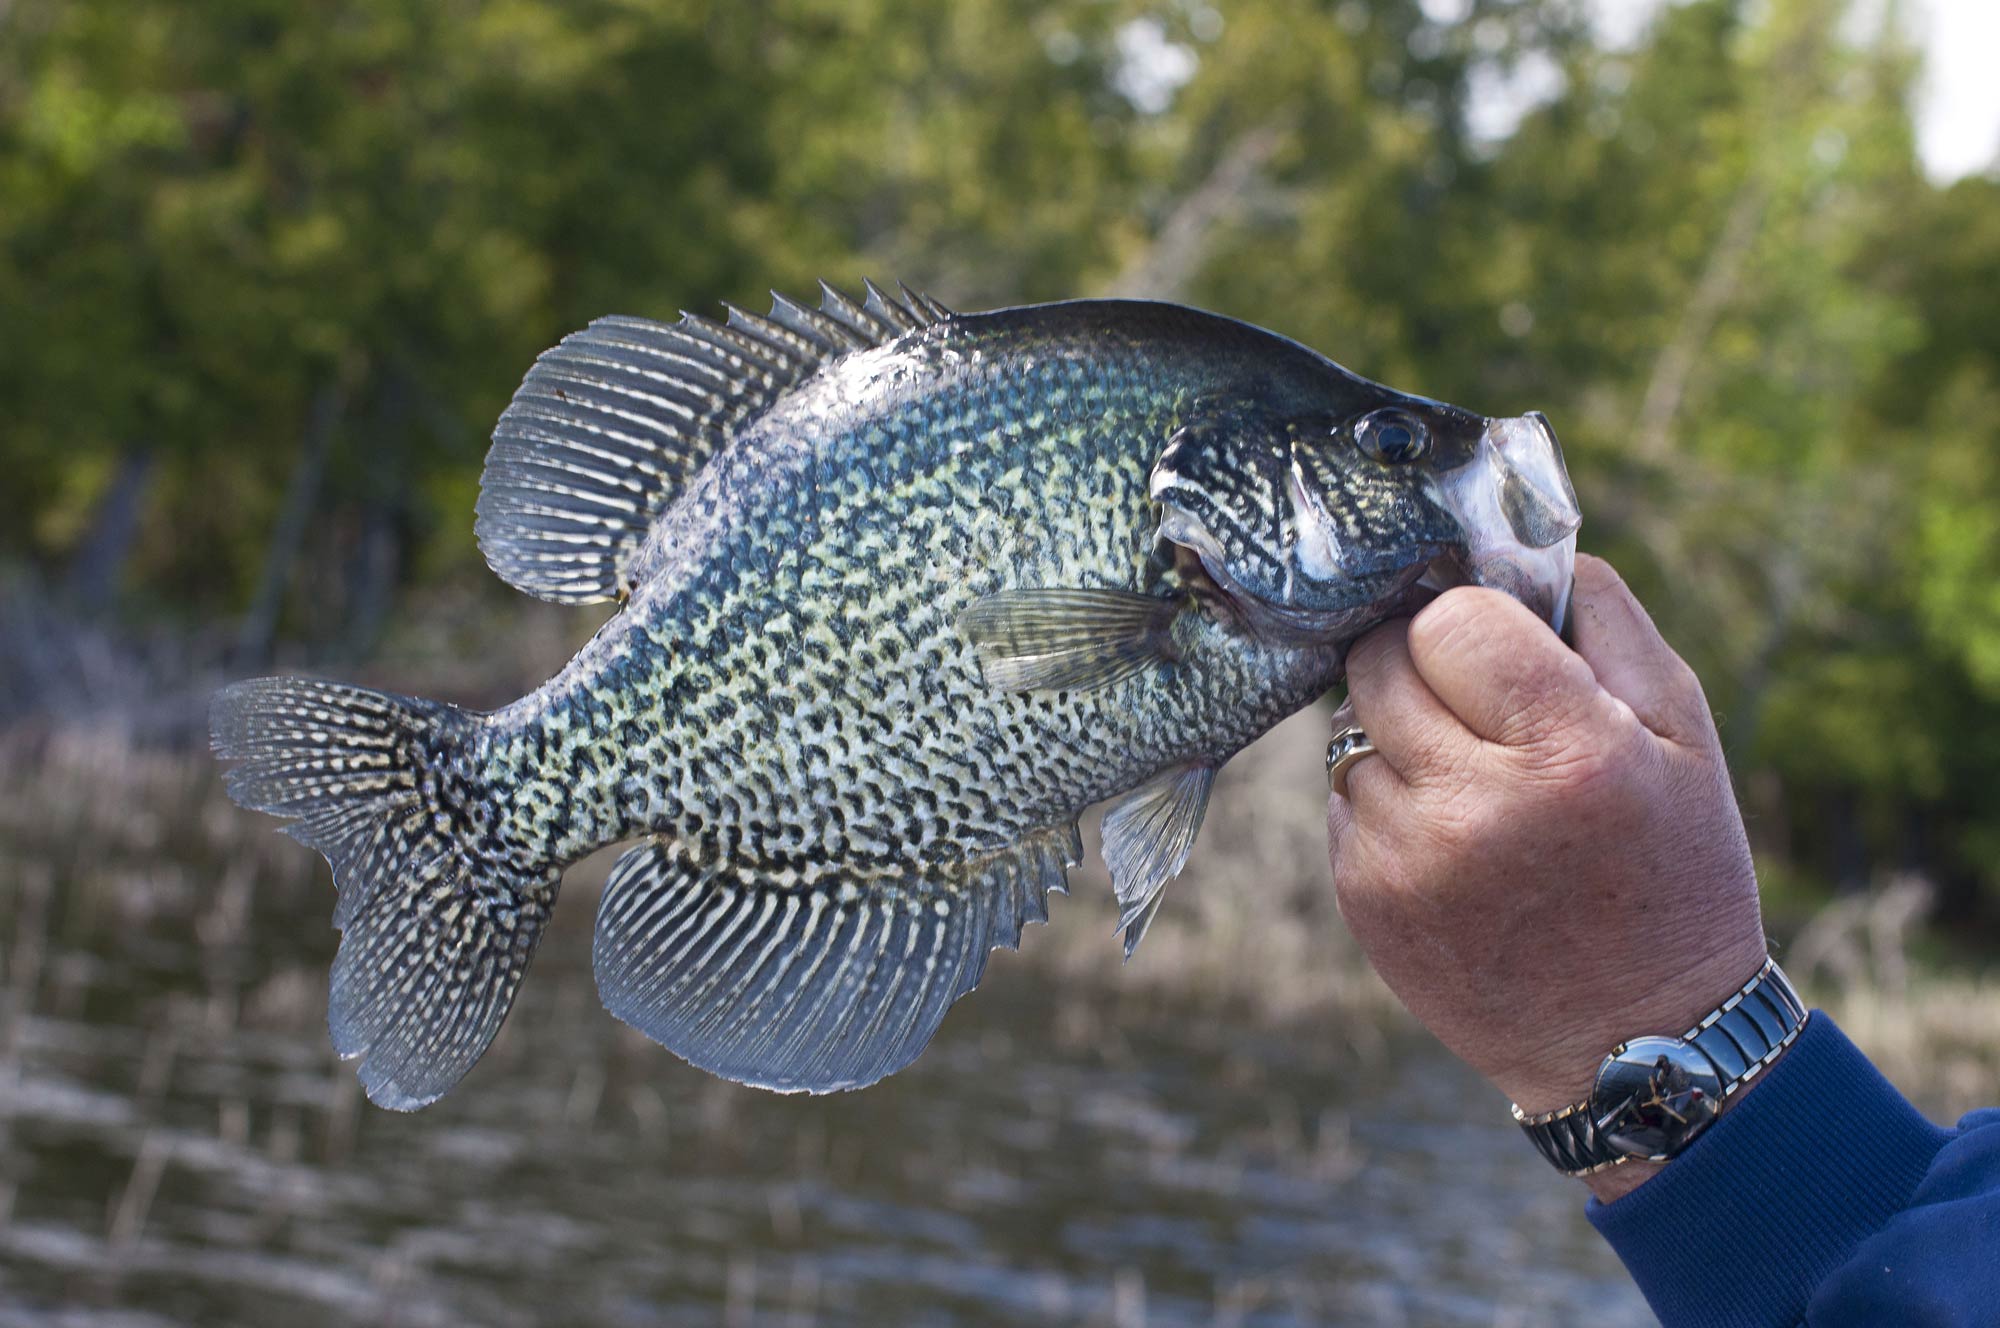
957,587,1186,693
476,281,950,604
1100,762,1217,960
592,824,1076,1094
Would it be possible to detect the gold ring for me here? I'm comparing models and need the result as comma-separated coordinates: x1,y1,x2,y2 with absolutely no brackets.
1326,725,1379,797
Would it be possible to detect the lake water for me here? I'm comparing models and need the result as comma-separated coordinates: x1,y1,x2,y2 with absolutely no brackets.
0,733,1655,1327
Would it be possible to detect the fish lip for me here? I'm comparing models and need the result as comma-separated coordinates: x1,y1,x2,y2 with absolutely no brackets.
1430,412,1581,634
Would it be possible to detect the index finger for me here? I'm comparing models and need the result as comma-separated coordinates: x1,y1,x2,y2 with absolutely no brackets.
1405,586,1606,748
1343,618,1478,786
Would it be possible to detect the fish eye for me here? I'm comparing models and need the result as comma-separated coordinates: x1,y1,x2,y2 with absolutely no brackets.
1354,408,1430,464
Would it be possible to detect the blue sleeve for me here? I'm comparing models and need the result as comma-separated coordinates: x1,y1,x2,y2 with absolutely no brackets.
1804,1103,2000,1325
1585,1013,2000,1327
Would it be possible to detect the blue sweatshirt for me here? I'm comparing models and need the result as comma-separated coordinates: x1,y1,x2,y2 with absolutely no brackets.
1587,1014,2000,1326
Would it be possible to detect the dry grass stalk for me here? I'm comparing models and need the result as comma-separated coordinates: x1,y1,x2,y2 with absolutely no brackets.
2,703,1992,1123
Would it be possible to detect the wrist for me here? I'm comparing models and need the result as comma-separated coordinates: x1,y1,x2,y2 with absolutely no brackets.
1489,930,1772,1114
1507,954,1807,1191
1576,1051,1789,1201
1583,1157,1662,1202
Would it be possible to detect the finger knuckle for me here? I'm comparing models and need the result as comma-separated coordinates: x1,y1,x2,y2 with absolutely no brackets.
1517,716,1649,798
1402,730,1480,796
1391,767,1499,847
1525,733,1619,790
1489,654,1599,748
1415,800,1490,854
1343,621,1407,684
1671,660,1714,721
1408,587,1508,664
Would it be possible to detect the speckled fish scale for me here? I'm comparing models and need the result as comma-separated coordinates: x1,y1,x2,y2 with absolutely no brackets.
212,281,1580,1109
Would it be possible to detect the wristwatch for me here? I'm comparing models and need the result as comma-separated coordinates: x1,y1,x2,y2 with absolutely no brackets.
1512,957,1808,1176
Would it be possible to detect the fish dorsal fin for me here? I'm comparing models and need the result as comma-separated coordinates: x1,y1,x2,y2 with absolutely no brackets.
475,280,952,604
1100,761,1216,960
592,823,1079,1093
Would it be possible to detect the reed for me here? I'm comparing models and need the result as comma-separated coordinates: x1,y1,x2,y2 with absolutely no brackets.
2,702,1994,1124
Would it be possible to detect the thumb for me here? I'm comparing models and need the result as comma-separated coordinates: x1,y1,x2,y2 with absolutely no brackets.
1566,555,1716,748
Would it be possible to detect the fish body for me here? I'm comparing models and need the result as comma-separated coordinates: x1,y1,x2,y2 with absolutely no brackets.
213,285,1580,1109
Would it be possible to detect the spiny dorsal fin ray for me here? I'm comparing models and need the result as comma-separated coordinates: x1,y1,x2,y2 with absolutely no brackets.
958,587,1186,693
1100,761,1216,960
592,825,1074,1094
476,281,952,604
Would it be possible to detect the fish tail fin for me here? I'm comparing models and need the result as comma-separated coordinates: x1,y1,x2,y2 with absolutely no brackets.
210,677,560,1110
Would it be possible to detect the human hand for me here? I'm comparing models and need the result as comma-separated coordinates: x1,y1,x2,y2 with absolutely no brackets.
1326,554,1769,1201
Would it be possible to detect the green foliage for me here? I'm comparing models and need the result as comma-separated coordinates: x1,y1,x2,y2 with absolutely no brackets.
4,0,1999,924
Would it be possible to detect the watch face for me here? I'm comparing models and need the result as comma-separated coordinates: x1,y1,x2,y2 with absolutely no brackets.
1591,1037,1723,1160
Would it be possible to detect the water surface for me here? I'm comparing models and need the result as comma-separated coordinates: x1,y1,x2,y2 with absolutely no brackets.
0,735,1653,1327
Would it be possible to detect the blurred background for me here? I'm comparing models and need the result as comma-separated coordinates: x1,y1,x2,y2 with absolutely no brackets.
2,0,1996,1324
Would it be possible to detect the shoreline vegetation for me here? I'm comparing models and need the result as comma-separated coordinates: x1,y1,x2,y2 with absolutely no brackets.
9,0,2000,954
6,0,1997,1319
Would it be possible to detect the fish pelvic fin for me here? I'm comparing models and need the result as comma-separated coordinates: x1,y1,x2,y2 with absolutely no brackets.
211,678,559,1111
1101,761,1216,960
476,279,951,605
957,587,1186,692
592,823,1081,1094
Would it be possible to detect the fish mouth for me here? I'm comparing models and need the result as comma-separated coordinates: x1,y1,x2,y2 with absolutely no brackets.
1413,544,1576,637
1413,555,1467,606
1389,540,1571,643
1430,411,1580,636
1159,505,1404,643
1158,409,1579,644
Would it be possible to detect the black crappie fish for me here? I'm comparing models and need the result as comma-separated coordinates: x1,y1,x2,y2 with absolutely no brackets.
212,282,1580,1109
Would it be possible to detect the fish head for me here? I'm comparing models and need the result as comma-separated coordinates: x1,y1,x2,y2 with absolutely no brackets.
1150,391,1580,643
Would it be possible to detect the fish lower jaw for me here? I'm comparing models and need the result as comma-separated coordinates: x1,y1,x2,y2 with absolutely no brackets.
1213,557,1425,648
1415,554,1471,596
1434,537,1578,636
1160,506,1469,647
1281,553,1474,639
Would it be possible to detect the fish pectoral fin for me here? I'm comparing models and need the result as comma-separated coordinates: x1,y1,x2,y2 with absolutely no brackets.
592,822,1082,1094
957,587,1186,693
1100,762,1217,961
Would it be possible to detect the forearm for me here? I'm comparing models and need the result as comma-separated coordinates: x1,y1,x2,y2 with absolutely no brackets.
1586,1014,1983,1328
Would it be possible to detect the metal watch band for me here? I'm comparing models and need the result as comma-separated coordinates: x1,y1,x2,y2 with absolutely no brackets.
1513,1088,1615,1176
1512,957,1809,1176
